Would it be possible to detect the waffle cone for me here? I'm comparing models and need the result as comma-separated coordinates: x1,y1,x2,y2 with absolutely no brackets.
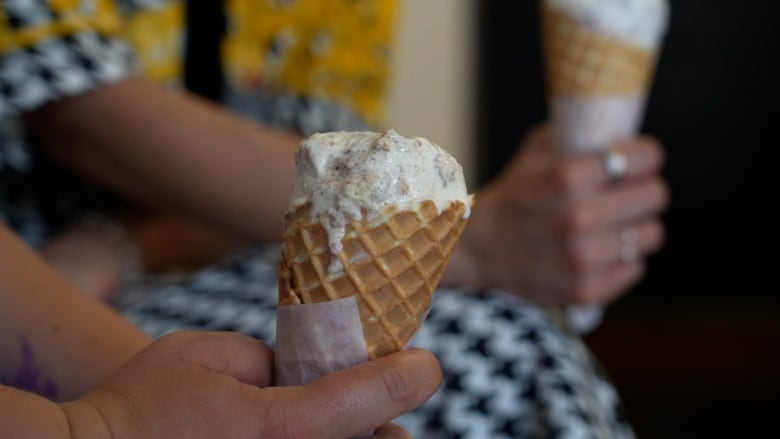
541,5,655,98
279,200,469,359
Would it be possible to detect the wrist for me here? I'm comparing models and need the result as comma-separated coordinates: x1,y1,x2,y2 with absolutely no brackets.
0,385,76,438
60,398,114,439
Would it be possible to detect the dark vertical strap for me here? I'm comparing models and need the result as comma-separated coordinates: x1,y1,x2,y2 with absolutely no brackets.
184,0,226,102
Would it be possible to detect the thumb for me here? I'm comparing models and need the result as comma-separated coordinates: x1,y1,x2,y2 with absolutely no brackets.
263,349,441,439
374,423,414,438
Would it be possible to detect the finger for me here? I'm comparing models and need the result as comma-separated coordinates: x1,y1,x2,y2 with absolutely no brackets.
373,423,413,438
596,136,665,186
611,221,666,263
264,349,441,439
549,136,665,200
156,331,274,387
564,220,665,273
571,261,646,305
559,177,669,234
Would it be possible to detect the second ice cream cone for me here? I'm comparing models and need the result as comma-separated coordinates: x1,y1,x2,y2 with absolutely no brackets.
540,0,669,153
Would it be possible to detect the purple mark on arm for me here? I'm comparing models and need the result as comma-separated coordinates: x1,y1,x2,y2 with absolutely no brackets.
3,335,58,399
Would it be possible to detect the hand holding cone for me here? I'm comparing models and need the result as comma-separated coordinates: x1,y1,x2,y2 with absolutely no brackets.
540,0,669,332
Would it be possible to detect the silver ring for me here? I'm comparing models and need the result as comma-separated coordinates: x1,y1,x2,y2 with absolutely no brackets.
602,150,629,183
619,226,640,262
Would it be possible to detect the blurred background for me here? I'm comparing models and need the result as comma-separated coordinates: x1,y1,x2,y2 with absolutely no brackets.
387,1,780,437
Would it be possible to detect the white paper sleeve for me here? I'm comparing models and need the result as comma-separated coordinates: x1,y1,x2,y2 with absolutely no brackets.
274,296,369,386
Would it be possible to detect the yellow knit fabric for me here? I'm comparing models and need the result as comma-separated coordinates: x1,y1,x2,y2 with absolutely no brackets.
0,0,398,125
0,0,122,52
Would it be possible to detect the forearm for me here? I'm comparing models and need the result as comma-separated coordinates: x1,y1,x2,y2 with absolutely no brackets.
0,225,150,401
0,385,70,438
0,385,111,439
26,77,300,242
125,213,244,273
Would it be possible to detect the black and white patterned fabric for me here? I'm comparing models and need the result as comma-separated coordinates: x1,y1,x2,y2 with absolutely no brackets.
225,86,372,137
0,31,133,117
0,11,134,118
115,245,635,439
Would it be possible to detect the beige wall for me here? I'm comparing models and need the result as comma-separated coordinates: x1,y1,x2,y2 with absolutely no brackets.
384,0,477,189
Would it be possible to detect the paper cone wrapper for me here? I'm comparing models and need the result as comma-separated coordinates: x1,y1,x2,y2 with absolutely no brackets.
275,199,469,386
541,4,658,154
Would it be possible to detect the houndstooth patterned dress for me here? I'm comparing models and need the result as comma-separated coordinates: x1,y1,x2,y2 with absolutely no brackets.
1,1,635,437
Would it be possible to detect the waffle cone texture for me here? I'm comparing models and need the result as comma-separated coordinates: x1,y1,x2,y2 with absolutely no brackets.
541,5,655,97
279,200,469,359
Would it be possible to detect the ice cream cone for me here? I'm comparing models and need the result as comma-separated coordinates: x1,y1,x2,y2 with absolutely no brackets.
540,1,667,154
279,199,469,359
539,0,668,332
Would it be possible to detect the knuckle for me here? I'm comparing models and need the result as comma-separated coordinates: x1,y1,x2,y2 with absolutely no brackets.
561,240,591,276
546,162,579,197
558,206,591,236
262,408,316,439
647,177,665,198
629,135,665,174
568,282,594,305
647,221,666,251
381,363,413,406
624,261,647,285
562,275,593,305
638,178,670,212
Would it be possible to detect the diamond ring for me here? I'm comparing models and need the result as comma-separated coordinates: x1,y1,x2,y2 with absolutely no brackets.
602,150,629,183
